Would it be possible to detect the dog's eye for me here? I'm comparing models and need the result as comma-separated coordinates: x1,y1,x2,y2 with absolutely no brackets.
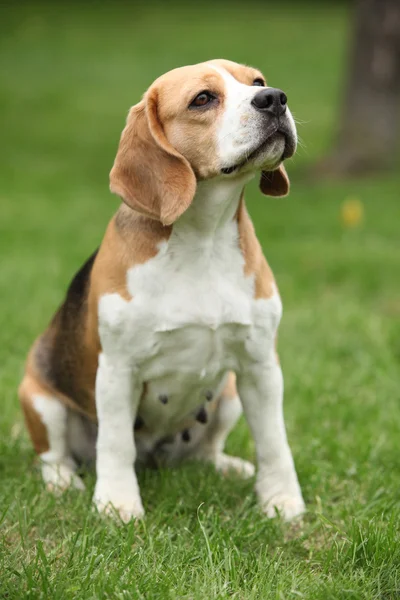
252,78,265,87
189,91,215,108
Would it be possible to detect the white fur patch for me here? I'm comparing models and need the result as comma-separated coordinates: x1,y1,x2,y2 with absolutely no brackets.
33,394,85,491
208,64,297,171
237,358,305,520
98,180,281,441
94,354,144,521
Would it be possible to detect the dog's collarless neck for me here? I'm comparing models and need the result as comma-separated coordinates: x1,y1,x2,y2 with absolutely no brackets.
174,176,252,237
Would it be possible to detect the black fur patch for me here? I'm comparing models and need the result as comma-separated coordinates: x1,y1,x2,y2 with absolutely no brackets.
64,250,98,308
35,250,98,412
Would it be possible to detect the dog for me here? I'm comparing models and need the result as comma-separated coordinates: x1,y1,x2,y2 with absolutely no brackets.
19,59,305,522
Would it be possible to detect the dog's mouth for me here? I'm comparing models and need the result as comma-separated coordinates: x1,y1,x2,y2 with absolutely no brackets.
221,123,296,175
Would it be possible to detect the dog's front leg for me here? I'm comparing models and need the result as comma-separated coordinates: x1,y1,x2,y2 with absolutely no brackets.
238,354,305,520
93,353,144,522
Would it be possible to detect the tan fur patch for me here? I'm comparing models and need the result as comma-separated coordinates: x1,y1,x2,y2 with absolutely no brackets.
110,98,197,225
18,373,50,454
153,65,223,179
236,198,275,300
221,372,237,400
236,199,281,364
89,209,171,301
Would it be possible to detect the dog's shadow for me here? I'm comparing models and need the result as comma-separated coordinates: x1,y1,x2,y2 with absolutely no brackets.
138,460,256,515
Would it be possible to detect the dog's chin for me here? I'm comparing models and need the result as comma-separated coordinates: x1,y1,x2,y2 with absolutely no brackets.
221,131,294,177
252,134,286,171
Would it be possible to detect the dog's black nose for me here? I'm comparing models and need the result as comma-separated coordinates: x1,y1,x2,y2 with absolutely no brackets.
251,88,287,116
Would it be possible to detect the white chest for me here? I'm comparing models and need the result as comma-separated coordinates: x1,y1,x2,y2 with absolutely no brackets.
98,218,281,432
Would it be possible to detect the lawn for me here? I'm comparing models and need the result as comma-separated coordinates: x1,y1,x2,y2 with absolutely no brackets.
1,1,400,598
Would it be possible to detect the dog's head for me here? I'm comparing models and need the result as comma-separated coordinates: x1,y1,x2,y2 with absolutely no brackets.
110,59,297,225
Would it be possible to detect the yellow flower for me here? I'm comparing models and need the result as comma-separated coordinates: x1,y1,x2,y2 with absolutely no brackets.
341,197,364,228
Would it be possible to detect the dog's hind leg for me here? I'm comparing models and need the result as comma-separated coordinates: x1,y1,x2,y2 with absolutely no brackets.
193,373,255,479
19,374,85,492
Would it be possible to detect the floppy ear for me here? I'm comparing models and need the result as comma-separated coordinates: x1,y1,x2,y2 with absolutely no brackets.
110,91,196,225
259,164,290,197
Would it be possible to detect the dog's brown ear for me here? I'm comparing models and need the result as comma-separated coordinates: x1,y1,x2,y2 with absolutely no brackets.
110,91,196,225
259,164,290,197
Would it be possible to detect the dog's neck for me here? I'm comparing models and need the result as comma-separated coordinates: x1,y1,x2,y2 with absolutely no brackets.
174,174,254,237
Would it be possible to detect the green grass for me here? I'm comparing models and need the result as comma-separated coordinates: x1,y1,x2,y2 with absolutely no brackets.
1,1,400,598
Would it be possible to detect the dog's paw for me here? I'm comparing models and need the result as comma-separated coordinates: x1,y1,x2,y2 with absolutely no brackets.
93,481,144,523
41,459,85,494
94,499,145,523
214,453,255,479
260,493,305,521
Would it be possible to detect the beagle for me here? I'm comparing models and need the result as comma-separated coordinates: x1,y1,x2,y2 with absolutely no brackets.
19,59,305,522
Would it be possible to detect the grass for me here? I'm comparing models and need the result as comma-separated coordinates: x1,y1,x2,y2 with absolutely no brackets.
1,1,400,598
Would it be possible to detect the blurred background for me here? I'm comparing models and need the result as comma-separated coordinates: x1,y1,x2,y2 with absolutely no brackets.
0,0,399,482
1,1,400,595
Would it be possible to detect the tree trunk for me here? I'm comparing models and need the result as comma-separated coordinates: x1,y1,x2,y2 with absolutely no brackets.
319,0,400,176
